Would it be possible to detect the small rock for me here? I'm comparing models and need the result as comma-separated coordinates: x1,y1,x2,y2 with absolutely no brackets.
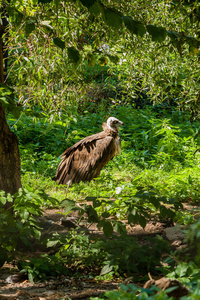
164,226,185,241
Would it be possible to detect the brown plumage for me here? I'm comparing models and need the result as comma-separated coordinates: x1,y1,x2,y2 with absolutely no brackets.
53,117,124,187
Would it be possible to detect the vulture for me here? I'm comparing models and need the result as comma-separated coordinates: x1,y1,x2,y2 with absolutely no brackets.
53,117,124,190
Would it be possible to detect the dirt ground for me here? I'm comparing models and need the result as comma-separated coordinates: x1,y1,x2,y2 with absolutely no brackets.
0,206,191,300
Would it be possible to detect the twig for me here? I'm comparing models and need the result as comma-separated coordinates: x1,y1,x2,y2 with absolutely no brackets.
67,289,109,299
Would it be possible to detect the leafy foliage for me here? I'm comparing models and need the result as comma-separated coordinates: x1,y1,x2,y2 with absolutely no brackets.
17,255,69,282
5,0,200,116
0,85,22,118
22,229,169,281
92,283,173,300
167,261,200,287
0,188,57,266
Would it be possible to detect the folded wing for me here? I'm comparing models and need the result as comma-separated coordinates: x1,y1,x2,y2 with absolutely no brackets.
53,132,117,184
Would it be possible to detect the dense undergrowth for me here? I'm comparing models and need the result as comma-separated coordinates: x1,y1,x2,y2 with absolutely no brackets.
7,104,200,206
1,104,199,299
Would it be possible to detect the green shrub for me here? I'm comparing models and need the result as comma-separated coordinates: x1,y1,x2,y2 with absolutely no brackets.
17,255,69,282
0,187,57,266
91,283,173,300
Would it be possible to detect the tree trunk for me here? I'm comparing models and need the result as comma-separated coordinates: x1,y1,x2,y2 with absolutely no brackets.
0,25,4,83
0,103,22,195
0,14,22,196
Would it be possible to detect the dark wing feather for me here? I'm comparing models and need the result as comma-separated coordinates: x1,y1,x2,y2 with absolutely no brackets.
53,132,116,184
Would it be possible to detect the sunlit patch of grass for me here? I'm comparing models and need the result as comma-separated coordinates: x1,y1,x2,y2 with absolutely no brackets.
21,151,200,210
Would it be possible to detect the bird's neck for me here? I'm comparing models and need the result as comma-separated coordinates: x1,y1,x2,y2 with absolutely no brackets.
103,123,118,137
105,123,118,133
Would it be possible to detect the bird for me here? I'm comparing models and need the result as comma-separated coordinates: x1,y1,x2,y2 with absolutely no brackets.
53,117,124,192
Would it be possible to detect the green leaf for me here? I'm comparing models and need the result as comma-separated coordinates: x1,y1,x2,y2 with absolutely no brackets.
32,228,41,240
159,202,175,218
100,264,113,275
102,211,110,218
127,213,136,223
108,55,119,64
149,195,160,209
127,206,137,216
189,45,198,55
93,198,101,208
186,36,199,55
175,262,188,277
41,20,54,34
38,0,54,3
103,220,113,238
6,6,24,26
9,106,23,119
127,205,139,224
28,272,34,283
0,85,23,118
157,138,164,152
53,37,65,50
0,195,7,205
113,221,127,235
6,193,13,203
25,21,35,37
22,210,29,221
103,8,122,29
87,53,96,67
146,25,166,42
86,205,99,223
167,30,179,41
67,47,80,64
0,85,13,98
46,240,60,248
0,96,8,105
61,199,76,213
24,109,45,118
79,0,97,9
98,56,108,66
122,16,146,37
138,215,146,228
89,1,103,15
166,208,175,219
85,196,97,201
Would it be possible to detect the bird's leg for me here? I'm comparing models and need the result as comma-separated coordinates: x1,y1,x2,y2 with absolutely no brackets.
65,181,71,198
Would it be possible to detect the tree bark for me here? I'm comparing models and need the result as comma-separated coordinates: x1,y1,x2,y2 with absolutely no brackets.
0,25,4,83
0,10,22,196
0,103,22,195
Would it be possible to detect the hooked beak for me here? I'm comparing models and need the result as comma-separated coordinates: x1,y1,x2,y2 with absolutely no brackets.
119,121,124,126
